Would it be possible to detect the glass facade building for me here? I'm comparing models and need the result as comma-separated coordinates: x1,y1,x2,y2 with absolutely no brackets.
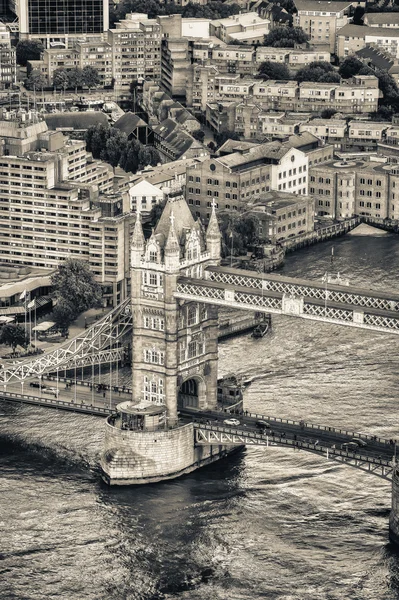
28,0,105,35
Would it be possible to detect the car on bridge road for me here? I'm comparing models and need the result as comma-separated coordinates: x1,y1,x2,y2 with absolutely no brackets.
341,442,359,452
351,437,367,448
256,420,271,430
224,418,241,427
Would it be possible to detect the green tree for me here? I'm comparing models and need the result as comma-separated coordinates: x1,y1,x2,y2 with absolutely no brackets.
82,65,100,93
138,146,161,169
68,67,84,94
218,212,259,257
262,26,309,48
16,40,44,66
51,259,102,318
0,324,28,352
52,299,76,336
257,61,291,80
26,69,46,91
52,68,69,92
296,61,338,83
119,138,141,173
338,56,364,79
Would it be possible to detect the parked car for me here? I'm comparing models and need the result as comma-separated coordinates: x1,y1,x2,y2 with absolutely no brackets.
223,418,240,427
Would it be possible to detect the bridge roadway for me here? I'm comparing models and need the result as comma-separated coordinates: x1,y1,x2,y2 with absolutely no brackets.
180,408,396,480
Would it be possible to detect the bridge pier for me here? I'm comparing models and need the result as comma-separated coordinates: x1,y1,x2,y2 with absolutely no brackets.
389,467,399,546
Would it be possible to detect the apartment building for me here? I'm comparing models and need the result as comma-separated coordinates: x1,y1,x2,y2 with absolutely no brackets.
336,25,399,59
294,0,354,52
0,111,131,304
363,13,399,28
160,37,191,98
0,25,15,87
185,141,308,221
109,13,162,91
309,156,399,220
255,46,330,67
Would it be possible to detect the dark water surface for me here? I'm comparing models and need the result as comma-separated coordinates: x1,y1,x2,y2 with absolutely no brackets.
2,230,399,599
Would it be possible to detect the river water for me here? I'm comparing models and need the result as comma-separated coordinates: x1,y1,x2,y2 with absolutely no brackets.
2,229,399,600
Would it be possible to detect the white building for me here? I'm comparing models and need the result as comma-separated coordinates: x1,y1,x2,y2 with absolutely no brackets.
129,179,164,215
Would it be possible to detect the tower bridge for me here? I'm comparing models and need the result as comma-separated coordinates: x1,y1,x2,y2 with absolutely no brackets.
3,191,399,543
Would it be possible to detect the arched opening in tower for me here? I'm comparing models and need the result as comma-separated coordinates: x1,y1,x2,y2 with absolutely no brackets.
178,378,199,409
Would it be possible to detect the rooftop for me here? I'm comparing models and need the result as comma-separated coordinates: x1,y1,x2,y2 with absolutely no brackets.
294,0,353,12
365,13,399,25
217,140,291,168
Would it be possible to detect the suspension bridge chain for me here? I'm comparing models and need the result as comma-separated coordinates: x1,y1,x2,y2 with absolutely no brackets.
0,299,132,384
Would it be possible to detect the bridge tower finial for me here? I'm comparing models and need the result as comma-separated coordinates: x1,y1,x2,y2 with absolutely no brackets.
131,211,145,267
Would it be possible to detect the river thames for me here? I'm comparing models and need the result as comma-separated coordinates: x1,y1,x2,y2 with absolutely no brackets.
2,228,399,600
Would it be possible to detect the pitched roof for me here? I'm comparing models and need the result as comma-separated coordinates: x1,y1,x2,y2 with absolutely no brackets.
217,140,290,168
113,112,148,135
294,0,352,11
364,12,399,25
336,23,368,38
218,139,260,154
356,46,395,71
155,196,195,246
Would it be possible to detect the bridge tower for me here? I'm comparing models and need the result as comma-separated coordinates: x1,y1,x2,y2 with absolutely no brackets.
101,191,232,484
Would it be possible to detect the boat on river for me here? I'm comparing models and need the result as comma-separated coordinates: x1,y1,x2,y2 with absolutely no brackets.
252,321,269,338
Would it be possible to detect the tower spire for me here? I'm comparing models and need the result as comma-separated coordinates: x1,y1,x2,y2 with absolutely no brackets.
131,211,145,266
164,210,180,269
206,199,221,262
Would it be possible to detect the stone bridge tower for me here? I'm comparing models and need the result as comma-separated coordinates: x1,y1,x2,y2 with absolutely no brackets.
130,190,221,425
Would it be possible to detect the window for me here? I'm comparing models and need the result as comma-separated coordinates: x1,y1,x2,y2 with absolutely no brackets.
187,304,198,326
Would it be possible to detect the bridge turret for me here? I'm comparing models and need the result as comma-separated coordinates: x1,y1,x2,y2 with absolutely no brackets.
131,212,145,267
206,200,221,263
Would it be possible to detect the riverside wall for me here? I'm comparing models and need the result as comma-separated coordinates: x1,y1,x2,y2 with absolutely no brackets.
390,468,399,546
281,218,360,253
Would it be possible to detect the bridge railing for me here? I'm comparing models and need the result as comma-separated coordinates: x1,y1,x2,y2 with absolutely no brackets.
0,390,111,416
211,409,392,446
194,423,393,467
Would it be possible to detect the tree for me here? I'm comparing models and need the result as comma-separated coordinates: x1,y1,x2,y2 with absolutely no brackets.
26,69,46,91
82,65,100,93
218,212,259,257
296,61,339,83
149,198,167,228
119,138,141,173
53,68,69,92
192,129,205,142
338,56,364,79
262,26,309,48
138,146,161,169
52,299,76,336
51,259,102,319
320,108,337,119
0,324,28,353
214,130,240,148
257,61,291,80
88,124,110,158
353,6,365,25
16,40,44,66
103,130,128,169
68,67,84,94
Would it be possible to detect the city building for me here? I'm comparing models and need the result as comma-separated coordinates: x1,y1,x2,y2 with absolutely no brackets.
0,110,133,305
185,140,308,221
255,45,330,68
363,13,399,29
246,190,315,242
0,24,15,87
18,0,109,48
128,179,164,215
336,25,399,59
309,155,399,221
109,14,162,91
210,12,270,44
293,0,354,52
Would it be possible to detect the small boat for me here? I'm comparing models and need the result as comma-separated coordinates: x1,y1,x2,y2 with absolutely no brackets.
252,321,269,338
321,272,350,286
